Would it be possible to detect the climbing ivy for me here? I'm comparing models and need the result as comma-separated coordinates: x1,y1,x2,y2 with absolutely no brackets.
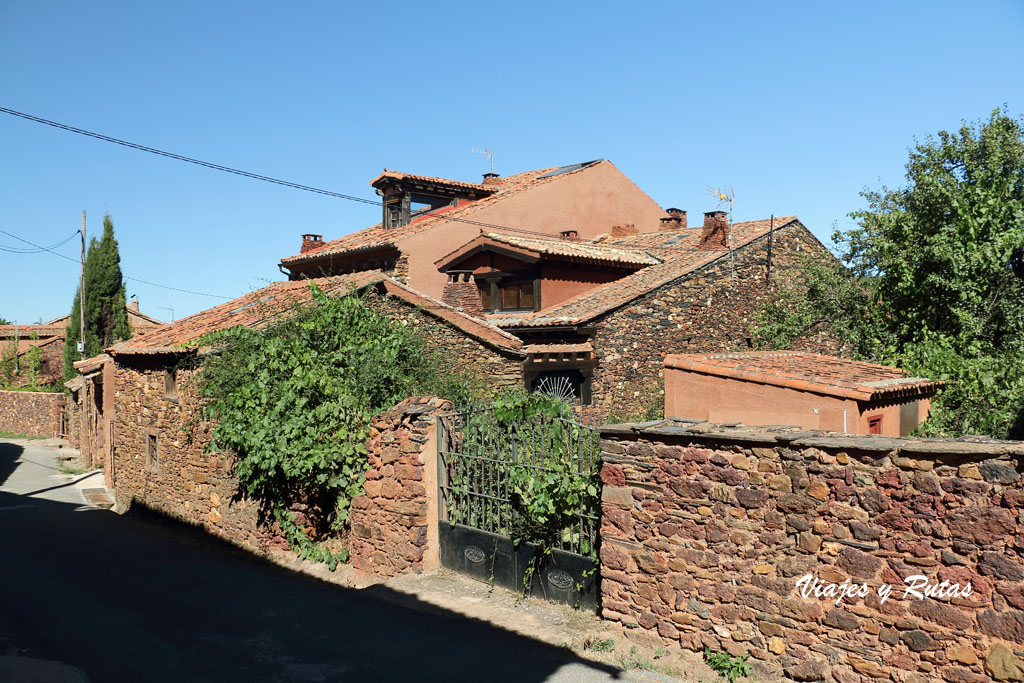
197,282,480,566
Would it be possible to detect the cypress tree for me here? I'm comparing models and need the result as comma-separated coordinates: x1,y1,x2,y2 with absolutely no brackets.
64,214,131,378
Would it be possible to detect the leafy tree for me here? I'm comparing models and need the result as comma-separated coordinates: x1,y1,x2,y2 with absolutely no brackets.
0,316,10,325
64,214,131,378
197,284,481,567
755,109,1024,438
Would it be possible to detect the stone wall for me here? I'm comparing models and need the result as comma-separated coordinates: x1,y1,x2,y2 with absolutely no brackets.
589,223,845,420
370,291,522,391
350,397,448,577
0,389,63,438
110,355,284,552
599,419,1024,682
64,390,81,448
109,289,517,565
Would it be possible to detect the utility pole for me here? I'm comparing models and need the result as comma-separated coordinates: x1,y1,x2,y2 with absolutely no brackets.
79,210,86,361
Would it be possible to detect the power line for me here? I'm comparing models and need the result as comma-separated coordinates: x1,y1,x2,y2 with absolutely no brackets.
0,106,633,242
0,230,78,253
0,226,231,299
0,106,762,261
0,106,380,206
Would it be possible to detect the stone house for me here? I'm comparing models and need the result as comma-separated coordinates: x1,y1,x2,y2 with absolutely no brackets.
277,161,841,417
278,160,669,300
0,299,162,388
100,271,523,550
664,351,944,436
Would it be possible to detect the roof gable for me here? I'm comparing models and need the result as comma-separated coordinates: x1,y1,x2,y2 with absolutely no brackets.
435,232,660,271
280,161,611,268
487,216,800,328
110,271,521,356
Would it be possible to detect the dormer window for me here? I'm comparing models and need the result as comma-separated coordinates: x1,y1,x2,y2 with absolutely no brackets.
372,170,495,229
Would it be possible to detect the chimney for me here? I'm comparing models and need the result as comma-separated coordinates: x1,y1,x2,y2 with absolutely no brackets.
128,296,139,312
611,223,639,237
660,207,687,230
699,211,730,250
482,172,501,186
442,271,484,317
300,234,324,254
559,229,579,241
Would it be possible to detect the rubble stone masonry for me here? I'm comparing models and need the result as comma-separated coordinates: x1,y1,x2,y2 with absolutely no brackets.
111,357,280,552
110,292,519,561
0,389,62,438
349,397,448,577
371,292,521,390
590,224,844,420
599,419,1024,682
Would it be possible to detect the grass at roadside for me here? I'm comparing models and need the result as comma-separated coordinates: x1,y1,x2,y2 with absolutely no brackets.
57,461,90,475
0,430,44,440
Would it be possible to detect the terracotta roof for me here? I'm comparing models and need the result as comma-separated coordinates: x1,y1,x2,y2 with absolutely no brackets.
14,335,63,355
436,232,660,271
368,170,496,194
110,271,522,356
487,216,799,328
74,353,112,374
0,325,65,339
664,351,944,401
280,162,607,267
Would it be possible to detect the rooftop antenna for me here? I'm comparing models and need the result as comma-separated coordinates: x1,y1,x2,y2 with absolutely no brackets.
471,147,494,174
706,184,737,280
156,306,175,322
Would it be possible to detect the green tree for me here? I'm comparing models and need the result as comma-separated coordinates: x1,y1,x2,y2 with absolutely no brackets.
0,316,10,325
64,214,131,378
755,109,1024,438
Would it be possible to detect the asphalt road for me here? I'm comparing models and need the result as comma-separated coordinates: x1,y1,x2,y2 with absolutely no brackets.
0,439,647,683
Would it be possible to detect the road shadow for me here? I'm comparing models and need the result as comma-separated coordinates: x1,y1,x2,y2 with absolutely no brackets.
0,441,24,487
0,489,625,683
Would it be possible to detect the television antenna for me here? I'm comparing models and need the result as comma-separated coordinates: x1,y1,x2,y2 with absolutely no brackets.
706,184,736,212
156,306,175,322
471,147,494,173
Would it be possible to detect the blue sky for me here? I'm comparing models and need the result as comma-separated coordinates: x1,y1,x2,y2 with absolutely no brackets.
2,1,1022,324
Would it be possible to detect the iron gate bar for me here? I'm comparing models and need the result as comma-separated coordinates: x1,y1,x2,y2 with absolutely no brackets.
436,405,601,556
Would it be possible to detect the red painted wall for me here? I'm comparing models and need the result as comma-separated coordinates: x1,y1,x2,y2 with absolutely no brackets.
400,161,668,301
664,368,930,436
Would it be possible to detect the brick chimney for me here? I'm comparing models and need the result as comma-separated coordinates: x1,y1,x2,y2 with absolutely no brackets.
660,208,687,230
442,271,484,316
611,223,638,237
482,172,501,186
128,296,139,312
300,234,323,254
699,211,729,250
559,229,579,241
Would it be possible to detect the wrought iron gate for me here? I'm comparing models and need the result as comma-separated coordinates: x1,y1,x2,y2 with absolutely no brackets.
436,405,602,609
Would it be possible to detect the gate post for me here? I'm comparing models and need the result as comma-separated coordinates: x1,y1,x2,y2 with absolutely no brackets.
350,396,450,578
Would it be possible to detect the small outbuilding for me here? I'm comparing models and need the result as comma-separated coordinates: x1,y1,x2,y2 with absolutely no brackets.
664,351,944,436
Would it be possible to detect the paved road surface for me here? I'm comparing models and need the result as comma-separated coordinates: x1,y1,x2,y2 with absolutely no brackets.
0,439,658,683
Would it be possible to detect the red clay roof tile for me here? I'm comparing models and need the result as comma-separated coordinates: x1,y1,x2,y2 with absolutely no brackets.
109,271,521,355
487,216,799,328
664,351,944,402
280,164,605,267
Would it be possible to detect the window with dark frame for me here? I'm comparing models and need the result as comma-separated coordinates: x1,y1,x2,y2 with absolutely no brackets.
146,432,159,470
497,281,536,311
868,416,883,435
164,368,177,401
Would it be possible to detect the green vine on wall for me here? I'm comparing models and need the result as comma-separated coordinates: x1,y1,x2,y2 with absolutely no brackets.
197,282,480,567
